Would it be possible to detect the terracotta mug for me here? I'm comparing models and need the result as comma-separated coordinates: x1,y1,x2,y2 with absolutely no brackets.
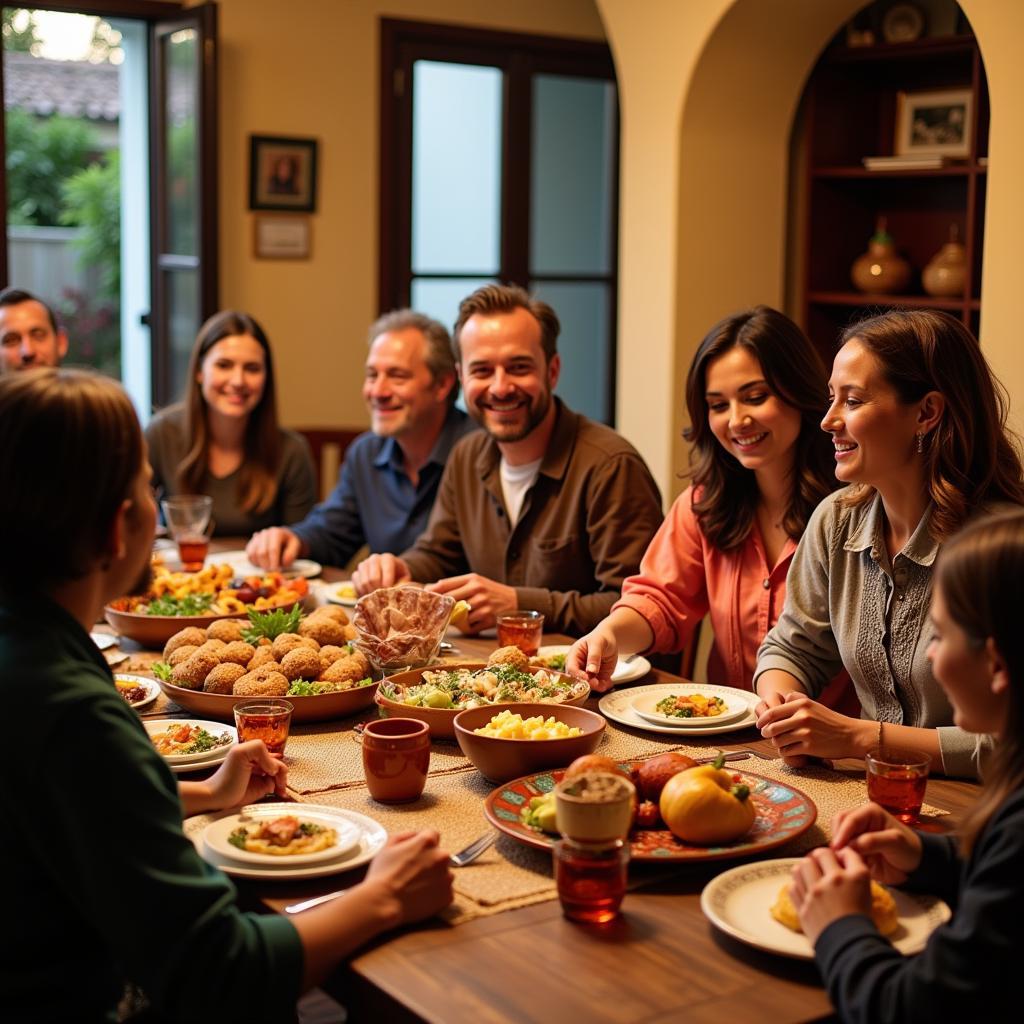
361,718,430,803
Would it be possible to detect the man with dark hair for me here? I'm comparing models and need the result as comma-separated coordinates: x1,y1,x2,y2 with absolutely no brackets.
0,287,68,372
354,284,664,636
247,309,475,569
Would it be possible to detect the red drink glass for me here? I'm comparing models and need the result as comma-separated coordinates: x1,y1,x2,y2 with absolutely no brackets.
234,699,294,757
161,495,213,572
496,610,544,656
553,837,629,923
176,534,210,572
866,748,929,824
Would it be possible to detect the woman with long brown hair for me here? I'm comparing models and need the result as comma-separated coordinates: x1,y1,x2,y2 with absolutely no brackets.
146,310,316,536
787,510,1024,1021
569,306,852,711
755,310,1024,777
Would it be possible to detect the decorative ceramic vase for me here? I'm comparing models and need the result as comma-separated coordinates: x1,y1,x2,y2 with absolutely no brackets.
851,217,912,294
922,225,967,298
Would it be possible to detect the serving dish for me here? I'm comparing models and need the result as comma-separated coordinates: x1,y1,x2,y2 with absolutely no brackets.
156,678,378,724
599,682,759,737
114,673,160,711
484,765,816,862
144,719,238,764
454,703,606,783
701,858,950,958
376,662,590,739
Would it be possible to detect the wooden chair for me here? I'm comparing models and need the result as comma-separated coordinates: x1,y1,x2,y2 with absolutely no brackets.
295,428,361,501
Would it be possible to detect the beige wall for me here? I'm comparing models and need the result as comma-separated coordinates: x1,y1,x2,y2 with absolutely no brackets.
211,0,604,429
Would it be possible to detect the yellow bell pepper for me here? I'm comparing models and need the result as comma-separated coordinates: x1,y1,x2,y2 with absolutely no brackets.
658,755,756,844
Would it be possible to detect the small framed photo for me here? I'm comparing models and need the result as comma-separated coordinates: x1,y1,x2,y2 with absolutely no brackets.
249,135,318,212
253,214,312,260
895,88,973,158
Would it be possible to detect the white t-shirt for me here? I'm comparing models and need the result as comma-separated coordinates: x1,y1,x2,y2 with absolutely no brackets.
499,456,542,526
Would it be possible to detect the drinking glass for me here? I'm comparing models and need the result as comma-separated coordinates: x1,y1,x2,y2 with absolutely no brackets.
234,698,294,757
554,837,629,923
496,610,544,656
161,495,214,571
866,748,929,824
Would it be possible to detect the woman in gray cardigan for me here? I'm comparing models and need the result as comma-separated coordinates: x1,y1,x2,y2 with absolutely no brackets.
754,310,1024,778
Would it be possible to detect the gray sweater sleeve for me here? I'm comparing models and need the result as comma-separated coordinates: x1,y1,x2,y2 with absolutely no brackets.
754,495,844,698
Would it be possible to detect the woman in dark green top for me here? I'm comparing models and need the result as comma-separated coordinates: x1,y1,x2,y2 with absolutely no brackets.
146,310,316,536
0,368,452,1022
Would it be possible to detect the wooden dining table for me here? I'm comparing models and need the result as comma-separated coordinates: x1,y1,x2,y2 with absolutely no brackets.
116,552,980,1023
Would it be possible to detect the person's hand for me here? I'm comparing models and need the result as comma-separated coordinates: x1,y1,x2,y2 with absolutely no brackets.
757,691,868,763
352,554,412,594
427,574,517,632
790,846,873,945
567,625,619,693
204,740,289,810
753,690,808,767
361,829,453,926
246,526,305,571
830,803,923,884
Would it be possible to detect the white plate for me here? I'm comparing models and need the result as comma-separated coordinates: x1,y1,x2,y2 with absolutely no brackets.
701,858,951,960
599,682,759,736
196,805,388,879
114,673,160,712
159,549,323,579
204,806,362,866
631,687,749,727
144,719,238,764
325,582,358,607
91,631,119,650
535,644,652,685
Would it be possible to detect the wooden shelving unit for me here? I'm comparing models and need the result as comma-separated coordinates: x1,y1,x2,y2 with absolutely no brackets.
799,24,988,359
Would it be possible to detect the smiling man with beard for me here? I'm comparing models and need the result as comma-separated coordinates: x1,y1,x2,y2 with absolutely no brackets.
353,284,664,636
247,310,475,570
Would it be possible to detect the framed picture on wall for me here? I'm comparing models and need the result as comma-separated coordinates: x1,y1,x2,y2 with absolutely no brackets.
895,88,973,158
249,135,319,211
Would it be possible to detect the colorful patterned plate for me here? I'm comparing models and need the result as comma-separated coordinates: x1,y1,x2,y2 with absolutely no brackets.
484,766,817,862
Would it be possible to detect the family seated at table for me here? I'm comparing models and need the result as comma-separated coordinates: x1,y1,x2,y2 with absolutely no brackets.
0,369,454,1022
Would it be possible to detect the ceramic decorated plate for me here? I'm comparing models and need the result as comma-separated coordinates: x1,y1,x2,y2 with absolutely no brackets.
484,766,816,862
203,805,362,866
195,804,387,879
534,645,652,685
701,858,951,959
599,682,759,736
631,686,749,728
144,719,237,765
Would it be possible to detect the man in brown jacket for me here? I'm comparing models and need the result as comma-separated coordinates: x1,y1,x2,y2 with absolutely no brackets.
353,284,663,636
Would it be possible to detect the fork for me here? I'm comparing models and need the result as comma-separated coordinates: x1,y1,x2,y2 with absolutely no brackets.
283,831,497,915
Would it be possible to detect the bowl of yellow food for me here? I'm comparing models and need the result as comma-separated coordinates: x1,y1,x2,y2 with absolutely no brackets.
453,702,606,782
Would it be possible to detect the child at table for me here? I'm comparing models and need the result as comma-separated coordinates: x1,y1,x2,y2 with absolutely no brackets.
790,510,1024,1022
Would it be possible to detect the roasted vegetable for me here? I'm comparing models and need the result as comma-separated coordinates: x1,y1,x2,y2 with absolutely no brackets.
658,755,756,844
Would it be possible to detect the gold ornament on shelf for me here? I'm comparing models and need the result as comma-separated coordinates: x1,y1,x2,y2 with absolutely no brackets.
851,217,911,295
922,224,967,298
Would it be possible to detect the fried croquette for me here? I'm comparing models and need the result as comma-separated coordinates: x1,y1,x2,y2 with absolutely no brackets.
170,650,220,690
488,645,530,673
232,671,289,697
204,662,247,694
281,646,323,681
163,627,207,660
249,661,285,680
272,632,315,660
248,645,278,670
322,654,370,686
194,639,226,659
205,618,246,643
299,616,347,647
314,605,349,625
167,644,199,667
318,644,351,672
219,641,256,666
342,623,358,642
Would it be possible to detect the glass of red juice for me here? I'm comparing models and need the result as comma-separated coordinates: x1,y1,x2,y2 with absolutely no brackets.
496,610,544,656
234,699,294,757
161,495,213,571
553,837,629,923
866,747,929,823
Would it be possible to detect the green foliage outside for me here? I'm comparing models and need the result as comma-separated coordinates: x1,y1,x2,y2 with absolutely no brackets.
2,9,40,54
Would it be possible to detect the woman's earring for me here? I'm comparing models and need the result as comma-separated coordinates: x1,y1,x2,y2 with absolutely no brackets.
916,431,924,454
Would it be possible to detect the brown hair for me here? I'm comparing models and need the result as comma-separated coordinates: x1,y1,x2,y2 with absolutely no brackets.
935,510,1024,856
452,283,560,364
838,310,1024,539
0,369,142,589
180,310,281,516
367,308,459,406
683,306,837,550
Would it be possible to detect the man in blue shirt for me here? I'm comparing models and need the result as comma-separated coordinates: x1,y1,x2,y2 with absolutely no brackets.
247,310,475,569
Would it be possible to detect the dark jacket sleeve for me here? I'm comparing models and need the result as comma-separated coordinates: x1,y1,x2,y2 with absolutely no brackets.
516,451,663,635
292,442,368,568
813,792,1024,1024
